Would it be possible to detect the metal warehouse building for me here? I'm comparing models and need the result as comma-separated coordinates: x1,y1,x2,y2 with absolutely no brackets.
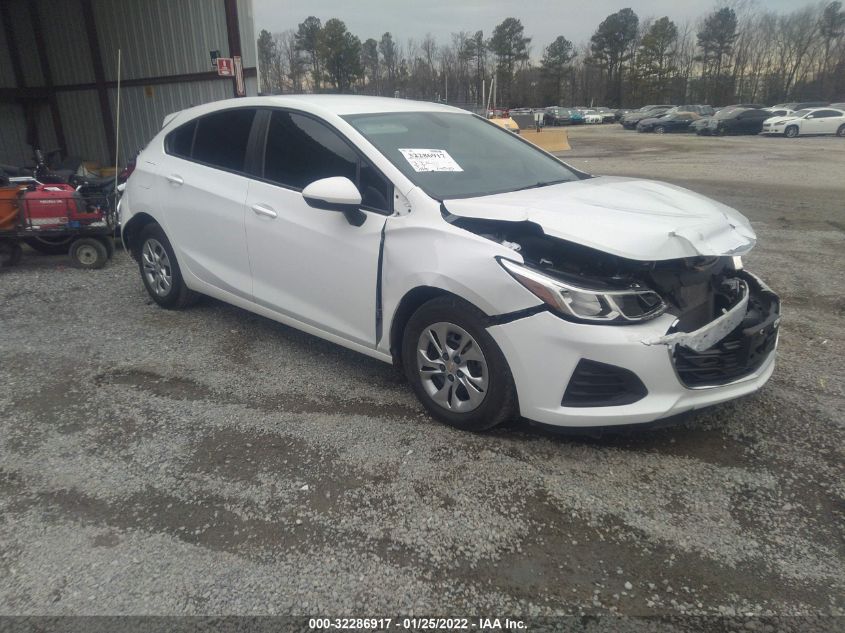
0,0,257,168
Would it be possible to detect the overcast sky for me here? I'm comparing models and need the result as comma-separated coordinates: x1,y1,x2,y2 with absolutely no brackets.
254,0,798,55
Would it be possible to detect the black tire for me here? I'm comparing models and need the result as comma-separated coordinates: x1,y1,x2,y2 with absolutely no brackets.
24,235,73,255
1,242,23,267
785,125,799,138
137,223,200,309
401,295,518,432
836,124,845,137
70,237,108,269
654,125,666,134
97,235,115,259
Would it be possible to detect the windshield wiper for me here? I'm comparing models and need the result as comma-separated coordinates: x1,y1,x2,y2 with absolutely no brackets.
511,179,570,192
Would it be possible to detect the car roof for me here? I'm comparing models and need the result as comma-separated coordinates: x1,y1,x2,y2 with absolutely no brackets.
164,95,467,129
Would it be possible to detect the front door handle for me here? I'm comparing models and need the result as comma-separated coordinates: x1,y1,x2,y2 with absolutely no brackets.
167,174,184,185
251,203,277,219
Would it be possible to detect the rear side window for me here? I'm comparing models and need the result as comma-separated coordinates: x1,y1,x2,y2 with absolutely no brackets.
166,121,196,158
263,111,357,188
192,109,256,172
813,110,839,118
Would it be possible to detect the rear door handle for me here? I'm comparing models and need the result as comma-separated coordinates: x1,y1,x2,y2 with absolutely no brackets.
251,203,277,219
167,174,184,185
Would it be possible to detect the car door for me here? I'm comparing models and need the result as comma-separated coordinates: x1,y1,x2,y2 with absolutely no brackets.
807,110,840,134
243,109,392,347
158,108,257,300
735,110,758,133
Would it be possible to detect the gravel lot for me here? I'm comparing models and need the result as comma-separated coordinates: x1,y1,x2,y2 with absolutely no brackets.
1,125,843,621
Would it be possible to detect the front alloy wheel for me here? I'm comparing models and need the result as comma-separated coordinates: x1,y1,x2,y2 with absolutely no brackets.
402,296,517,431
416,322,489,412
785,125,799,138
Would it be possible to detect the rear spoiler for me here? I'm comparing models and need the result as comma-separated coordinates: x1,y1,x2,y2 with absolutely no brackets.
161,111,181,129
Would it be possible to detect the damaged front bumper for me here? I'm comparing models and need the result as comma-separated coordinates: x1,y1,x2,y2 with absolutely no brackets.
486,270,780,427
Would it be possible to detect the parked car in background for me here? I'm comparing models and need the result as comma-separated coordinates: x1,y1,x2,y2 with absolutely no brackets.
762,108,795,118
690,116,712,134
769,101,829,111
761,108,845,137
568,109,585,125
829,102,845,109
595,107,616,123
120,95,779,431
674,105,715,116
637,111,700,134
544,107,572,126
621,106,674,129
720,103,767,110
702,108,770,136
614,108,633,121
582,110,604,124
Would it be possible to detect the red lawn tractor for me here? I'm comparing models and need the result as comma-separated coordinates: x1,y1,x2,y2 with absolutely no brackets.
0,181,115,269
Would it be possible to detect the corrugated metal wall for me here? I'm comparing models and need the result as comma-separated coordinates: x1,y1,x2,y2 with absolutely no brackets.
0,10,16,89
6,1,44,86
0,104,29,164
95,0,230,82
57,90,108,164
0,0,256,166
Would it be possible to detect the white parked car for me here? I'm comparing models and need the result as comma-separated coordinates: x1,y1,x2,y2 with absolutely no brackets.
121,96,780,431
582,110,603,124
761,107,845,137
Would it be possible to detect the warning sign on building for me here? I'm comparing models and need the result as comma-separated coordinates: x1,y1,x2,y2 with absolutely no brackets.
216,57,234,76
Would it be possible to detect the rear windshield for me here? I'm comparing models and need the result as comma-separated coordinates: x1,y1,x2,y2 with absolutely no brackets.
343,111,580,199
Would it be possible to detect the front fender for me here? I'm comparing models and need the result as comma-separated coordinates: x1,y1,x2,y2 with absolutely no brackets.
379,221,542,356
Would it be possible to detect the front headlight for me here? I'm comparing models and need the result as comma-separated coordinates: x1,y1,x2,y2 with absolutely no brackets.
498,258,666,324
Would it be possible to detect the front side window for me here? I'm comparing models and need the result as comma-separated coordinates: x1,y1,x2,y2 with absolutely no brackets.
192,109,256,172
262,111,392,213
344,111,580,199
263,111,357,189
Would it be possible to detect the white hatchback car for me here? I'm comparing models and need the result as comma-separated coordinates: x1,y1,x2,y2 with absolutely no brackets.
761,107,845,137
121,96,780,432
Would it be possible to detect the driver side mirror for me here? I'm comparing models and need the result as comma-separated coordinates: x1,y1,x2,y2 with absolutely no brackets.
302,177,366,227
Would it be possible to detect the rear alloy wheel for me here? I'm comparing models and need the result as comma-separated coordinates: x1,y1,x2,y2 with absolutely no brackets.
654,125,666,134
138,223,200,309
785,125,799,138
402,296,517,431
70,237,108,269
836,124,845,137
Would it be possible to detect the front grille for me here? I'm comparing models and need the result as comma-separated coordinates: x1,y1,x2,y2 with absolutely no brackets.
562,359,648,407
673,326,777,388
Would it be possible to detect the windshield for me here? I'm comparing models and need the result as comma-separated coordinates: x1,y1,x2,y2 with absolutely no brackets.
344,112,580,199
793,109,811,117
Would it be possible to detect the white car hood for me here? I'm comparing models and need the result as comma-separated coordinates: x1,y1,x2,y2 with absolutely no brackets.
444,176,756,261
